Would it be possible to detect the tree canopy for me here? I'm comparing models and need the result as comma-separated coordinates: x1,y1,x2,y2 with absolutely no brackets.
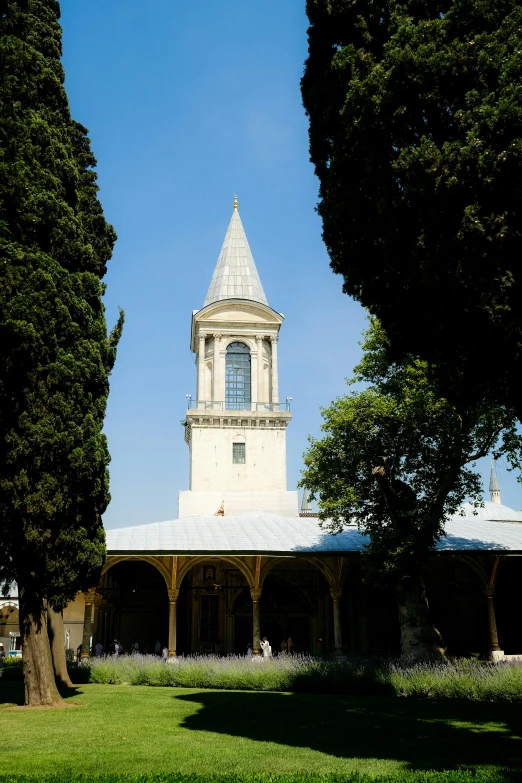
301,0,522,419
0,0,123,704
301,319,521,654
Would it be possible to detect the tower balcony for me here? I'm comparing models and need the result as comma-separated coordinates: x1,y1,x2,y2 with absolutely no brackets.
187,400,291,413
184,400,292,445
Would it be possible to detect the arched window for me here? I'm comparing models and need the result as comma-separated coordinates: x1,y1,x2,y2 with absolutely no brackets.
226,342,251,410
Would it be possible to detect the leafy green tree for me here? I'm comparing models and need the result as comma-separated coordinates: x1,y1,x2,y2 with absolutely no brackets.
301,0,522,420
0,0,123,705
301,320,521,657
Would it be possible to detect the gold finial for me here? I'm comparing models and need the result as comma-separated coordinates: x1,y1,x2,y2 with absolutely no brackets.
233,194,238,211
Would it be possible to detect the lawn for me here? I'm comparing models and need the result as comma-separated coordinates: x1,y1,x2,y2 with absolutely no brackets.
1,682,521,778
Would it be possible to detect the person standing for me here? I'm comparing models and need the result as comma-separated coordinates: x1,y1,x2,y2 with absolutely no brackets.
94,641,103,656
246,642,253,657
154,638,161,656
314,637,324,658
287,636,294,655
260,637,271,658
280,638,288,656
161,646,168,661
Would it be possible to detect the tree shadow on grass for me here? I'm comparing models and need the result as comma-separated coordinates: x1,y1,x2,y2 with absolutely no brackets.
0,680,83,707
176,690,522,772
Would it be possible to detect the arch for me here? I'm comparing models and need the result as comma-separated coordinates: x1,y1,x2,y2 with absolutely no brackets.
442,555,489,586
102,555,171,590
222,336,255,352
260,556,336,589
0,600,18,610
177,555,254,590
225,341,251,410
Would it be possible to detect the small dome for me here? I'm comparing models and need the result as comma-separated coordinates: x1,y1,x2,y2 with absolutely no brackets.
452,501,522,523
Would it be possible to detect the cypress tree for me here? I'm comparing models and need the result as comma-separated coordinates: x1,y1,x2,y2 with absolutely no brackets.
0,0,123,705
301,0,522,418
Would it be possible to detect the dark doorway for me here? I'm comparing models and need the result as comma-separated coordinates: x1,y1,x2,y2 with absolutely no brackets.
105,560,168,654
259,573,311,655
233,588,252,654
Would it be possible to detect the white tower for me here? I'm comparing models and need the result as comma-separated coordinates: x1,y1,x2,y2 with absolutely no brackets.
178,198,297,518
489,460,501,505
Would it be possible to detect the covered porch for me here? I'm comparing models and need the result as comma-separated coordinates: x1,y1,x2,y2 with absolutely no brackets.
79,510,522,659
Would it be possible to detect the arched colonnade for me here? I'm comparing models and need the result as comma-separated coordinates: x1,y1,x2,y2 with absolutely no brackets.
81,553,349,657
80,551,516,659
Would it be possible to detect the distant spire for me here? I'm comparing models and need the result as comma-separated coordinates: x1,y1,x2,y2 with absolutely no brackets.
489,460,501,504
300,489,312,515
204,200,268,307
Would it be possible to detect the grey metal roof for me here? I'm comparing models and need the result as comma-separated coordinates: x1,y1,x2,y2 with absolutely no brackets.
456,501,522,523
204,207,268,307
106,506,522,556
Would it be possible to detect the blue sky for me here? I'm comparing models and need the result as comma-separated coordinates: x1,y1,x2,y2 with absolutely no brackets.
60,0,521,528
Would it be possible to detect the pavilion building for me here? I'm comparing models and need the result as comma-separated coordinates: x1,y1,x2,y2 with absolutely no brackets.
4,201,522,660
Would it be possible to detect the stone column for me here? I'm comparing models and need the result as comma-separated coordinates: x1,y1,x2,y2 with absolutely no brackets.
168,589,179,656
81,591,95,658
103,605,110,650
270,336,279,404
212,334,221,403
251,346,258,407
109,608,116,646
250,588,262,655
256,335,264,403
330,588,344,657
98,605,106,649
92,594,102,646
484,587,504,660
197,333,206,404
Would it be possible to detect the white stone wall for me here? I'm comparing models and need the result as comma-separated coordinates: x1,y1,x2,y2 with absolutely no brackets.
178,489,298,517
189,425,287,492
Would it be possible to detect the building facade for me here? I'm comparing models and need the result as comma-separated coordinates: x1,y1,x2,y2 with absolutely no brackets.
6,200,522,661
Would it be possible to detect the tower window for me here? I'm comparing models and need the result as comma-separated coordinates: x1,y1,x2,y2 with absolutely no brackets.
226,342,251,410
233,443,246,464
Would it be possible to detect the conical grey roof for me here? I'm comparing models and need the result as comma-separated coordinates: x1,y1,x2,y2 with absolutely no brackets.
490,461,501,493
204,202,268,307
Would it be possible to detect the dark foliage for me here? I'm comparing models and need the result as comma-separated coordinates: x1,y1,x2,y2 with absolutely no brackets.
0,1,123,613
301,0,522,419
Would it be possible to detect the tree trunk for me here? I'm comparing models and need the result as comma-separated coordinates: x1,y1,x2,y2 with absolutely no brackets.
47,606,73,688
19,588,62,706
395,573,445,659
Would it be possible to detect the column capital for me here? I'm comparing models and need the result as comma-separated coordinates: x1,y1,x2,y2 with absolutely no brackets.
255,334,264,342
84,588,97,604
269,335,278,344
168,589,180,603
213,333,221,340
330,588,343,601
250,588,262,602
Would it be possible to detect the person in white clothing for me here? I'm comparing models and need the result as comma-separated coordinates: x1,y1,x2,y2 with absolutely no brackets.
161,646,169,660
260,637,272,658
